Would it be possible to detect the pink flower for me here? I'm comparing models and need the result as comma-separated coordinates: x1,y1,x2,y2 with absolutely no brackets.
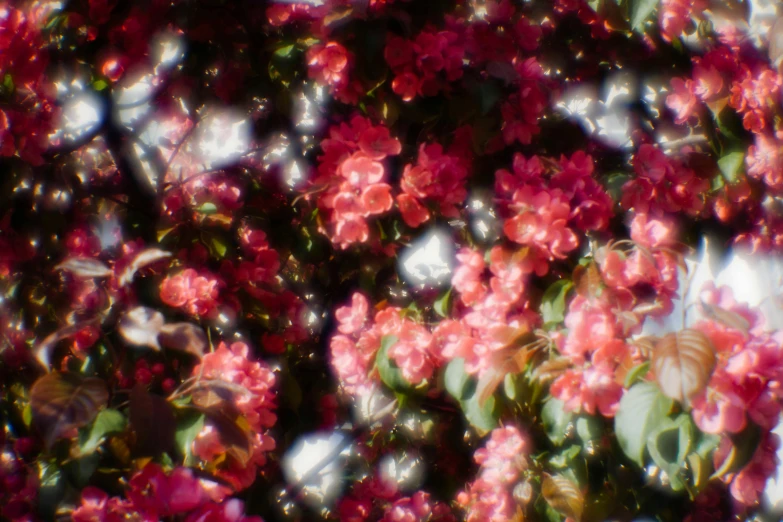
160,268,222,318
388,323,435,385
335,292,370,334
361,184,394,215
384,34,415,69
629,212,678,248
127,464,205,517
473,425,529,483
397,193,431,228
666,78,699,124
452,248,487,306
691,376,747,434
72,487,133,522
358,126,402,160
334,216,370,247
340,153,385,188
550,366,624,417
307,41,350,86
184,499,263,522
382,492,432,522
392,72,421,101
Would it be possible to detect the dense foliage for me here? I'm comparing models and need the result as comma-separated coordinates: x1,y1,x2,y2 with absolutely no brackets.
2,0,783,520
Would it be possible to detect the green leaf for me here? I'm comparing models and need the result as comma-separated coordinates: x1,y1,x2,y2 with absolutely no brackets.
712,422,761,479
614,382,673,466
646,414,693,490
376,336,411,392
93,79,109,91
3,73,14,92
209,236,228,258
541,280,573,326
575,415,602,445
718,151,745,183
274,44,296,58
629,0,659,30
63,452,100,487
444,358,471,401
623,361,650,389
197,202,218,215
433,288,452,318
461,388,498,433
542,398,574,446
78,408,126,456
549,444,582,468
175,410,205,465
37,461,65,520
503,373,517,401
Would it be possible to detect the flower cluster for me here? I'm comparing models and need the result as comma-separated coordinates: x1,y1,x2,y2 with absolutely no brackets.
397,132,472,228
72,464,262,522
310,115,401,248
191,341,277,492
456,425,530,521
160,267,224,318
385,28,466,102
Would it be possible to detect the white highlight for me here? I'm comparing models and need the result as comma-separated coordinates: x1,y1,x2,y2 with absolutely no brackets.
282,430,350,509
398,229,455,288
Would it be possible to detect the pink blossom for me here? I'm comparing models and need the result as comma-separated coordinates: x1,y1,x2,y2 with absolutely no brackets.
358,126,402,160
307,41,350,86
335,292,370,334
397,193,431,228
392,72,421,101
127,464,206,517
388,323,435,385
184,499,263,522
550,366,624,417
666,78,699,124
361,184,394,215
629,212,678,248
340,153,385,187
452,248,487,306
691,376,747,434
160,268,223,318
382,491,432,522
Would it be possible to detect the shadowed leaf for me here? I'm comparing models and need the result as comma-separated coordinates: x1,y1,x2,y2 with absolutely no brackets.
129,385,176,456
31,372,109,450
159,322,208,359
542,472,584,522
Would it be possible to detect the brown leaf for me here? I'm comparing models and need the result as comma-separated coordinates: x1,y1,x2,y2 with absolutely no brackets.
129,385,176,456
541,473,584,522
117,248,171,287
118,307,165,350
631,336,657,359
33,319,100,370
533,357,572,383
200,407,254,467
573,261,603,300
56,257,113,278
159,322,208,359
191,380,251,409
651,329,716,404
30,372,109,450
700,302,750,335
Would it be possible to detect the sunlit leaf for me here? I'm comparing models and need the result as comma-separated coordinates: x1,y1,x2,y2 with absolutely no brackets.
622,361,650,389
542,398,574,446
711,423,761,479
159,322,208,359
30,372,109,450
118,307,165,350
175,409,205,465
116,248,171,287
56,257,113,278
651,329,716,404
629,0,659,30
129,384,176,456
717,151,744,184
573,261,603,300
614,382,672,466
376,335,411,392
541,279,573,326
78,408,126,456
542,472,584,522
444,357,471,401
433,288,452,318
461,386,498,433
